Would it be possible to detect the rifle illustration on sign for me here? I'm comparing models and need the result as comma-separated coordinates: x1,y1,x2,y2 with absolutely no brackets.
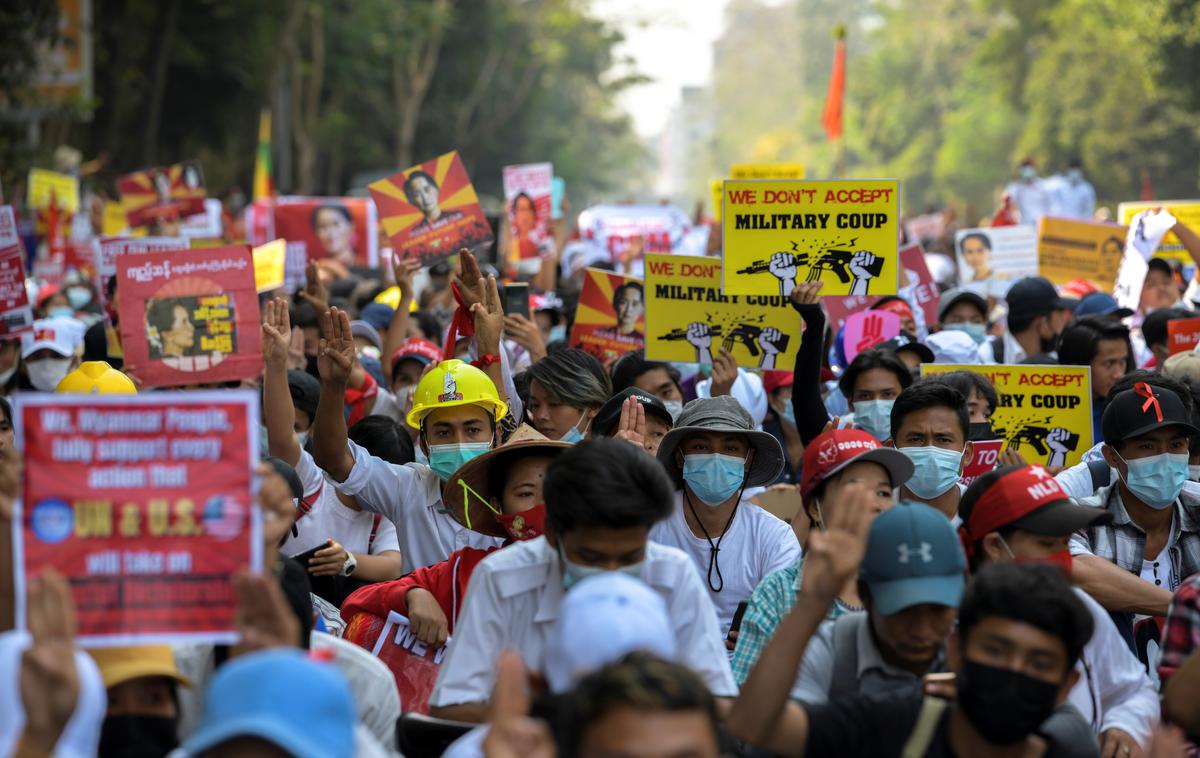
658,316,790,368
736,238,884,296
992,418,1080,468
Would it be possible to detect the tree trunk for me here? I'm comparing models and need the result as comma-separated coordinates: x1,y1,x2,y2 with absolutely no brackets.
142,0,182,165
391,0,451,167
285,1,325,194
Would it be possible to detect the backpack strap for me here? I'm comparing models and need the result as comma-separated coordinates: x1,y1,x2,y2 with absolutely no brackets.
1086,459,1111,490
827,612,865,701
900,696,949,758
991,337,1004,363
367,513,383,552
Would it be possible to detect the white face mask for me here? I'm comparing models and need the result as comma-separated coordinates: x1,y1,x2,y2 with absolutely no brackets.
1189,464,1200,483
27,357,73,392
662,399,684,423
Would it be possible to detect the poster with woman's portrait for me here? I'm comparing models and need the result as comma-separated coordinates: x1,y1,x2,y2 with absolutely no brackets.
271,196,379,268
117,245,261,388
368,150,494,268
954,225,1038,298
1035,216,1128,294
117,161,207,228
569,269,645,362
502,163,553,275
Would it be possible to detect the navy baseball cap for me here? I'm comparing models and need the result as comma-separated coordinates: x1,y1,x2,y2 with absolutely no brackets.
860,502,966,615
1074,292,1134,319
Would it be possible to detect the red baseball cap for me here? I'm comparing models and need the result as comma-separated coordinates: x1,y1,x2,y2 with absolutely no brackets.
958,465,1111,556
762,370,793,394
391,338,441,372
799,429,914,501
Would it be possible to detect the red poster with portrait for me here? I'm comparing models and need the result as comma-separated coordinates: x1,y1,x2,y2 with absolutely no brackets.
369,150,494,268
569,268,645,362
271,196,379,268
15,390,261,645
0,206,33,336
117,161,207,228
116,245,262,388
502,163,553,272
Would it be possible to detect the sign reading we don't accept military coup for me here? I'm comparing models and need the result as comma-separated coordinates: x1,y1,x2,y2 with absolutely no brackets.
721,179,899,298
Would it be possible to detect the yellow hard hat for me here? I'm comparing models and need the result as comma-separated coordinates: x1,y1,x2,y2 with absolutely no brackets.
407,359,507,430
374,286,418,313
55,361,138,394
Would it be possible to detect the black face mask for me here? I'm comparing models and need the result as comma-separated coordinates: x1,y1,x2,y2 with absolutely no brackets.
99,715,179,758
957,659,1061,744
968,421,995,441
305,353,320,379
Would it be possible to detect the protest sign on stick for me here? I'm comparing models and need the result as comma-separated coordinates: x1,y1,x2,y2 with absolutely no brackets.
1037,217,1127,293
645,253,802,370
369,150,493,268
15,390,261,646
117,161,207,228
0,207,33,336
569,269,645,362
922,363,1093,468
117,245,262,388
722,179,899,297
1168,317,1200,356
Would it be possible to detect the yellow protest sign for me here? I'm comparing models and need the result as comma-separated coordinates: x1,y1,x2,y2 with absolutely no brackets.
921,364,1093,468
710,179,724,223
102,203,129,236
644,253,802,369
730,163,806,180
1036,216,1127,293
1118,200,1200,264
253,239,287,293
26,169,80,213
721,179,899,297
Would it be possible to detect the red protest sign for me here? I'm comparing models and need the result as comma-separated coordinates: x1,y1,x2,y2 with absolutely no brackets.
570,268,645,362
271,196,379,268
503,163,554,272
844,310,901,363
960,439,1003,487
0,206,33,336
117,161,207,228
343,610,449,715
96,236,190,314
117,245,262,388
369,150,493,268
16,391,261,646
1168,317,1200,356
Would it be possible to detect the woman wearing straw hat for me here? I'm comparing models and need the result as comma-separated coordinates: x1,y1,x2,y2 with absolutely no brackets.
341,426,571,647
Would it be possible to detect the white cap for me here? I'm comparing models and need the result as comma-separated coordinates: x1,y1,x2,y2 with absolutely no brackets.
544,573,677,694
0,629,106,758
927,329,983,365
21,317,85,359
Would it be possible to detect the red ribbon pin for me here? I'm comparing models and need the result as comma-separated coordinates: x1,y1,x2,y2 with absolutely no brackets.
1135,382,1163,423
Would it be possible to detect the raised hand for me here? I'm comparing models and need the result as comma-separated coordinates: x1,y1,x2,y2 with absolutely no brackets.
472,275,505,355
317,307,356,389
261,297,292,371
613,396,646,450
789,280,824,310
299,260,330,315
393,256,422,303
710,348,738,397
455,248,484,310
231,568,302,655
483,650,556,758
800,481,873,602
19,571,80,753
504,313,547,362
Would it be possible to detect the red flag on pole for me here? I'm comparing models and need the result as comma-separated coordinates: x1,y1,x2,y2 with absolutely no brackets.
822,26,847,141
1140,169,1154,201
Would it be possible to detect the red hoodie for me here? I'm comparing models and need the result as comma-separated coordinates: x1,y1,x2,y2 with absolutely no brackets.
341,545,499,633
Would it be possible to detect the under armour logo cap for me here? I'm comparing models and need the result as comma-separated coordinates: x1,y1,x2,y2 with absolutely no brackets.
860,502,966,615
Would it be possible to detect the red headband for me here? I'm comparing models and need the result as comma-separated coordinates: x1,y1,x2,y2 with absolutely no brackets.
875,298,914,321
959,466,1066,557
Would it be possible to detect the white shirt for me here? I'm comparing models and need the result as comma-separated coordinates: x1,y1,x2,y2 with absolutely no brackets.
285,449,400,558
1005,179,1053,226
429,537,738,707
1054,178,1097,220
1068,589,1158,745
312,631,402,751
650,492,800,635
329,440,504,571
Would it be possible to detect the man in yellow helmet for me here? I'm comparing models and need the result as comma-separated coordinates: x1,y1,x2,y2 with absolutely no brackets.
312,301,512,570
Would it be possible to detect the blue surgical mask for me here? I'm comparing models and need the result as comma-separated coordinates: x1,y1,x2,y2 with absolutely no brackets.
945,322,987,345
296,430,309,448
548,325,567,343
780,403,796,426
558,543,644,591
1118,452,1188,510
67,287,92,310
1020,165,1037,181
682,453,747,506
560,409,591,444
901,445,964,500
427,441,491,481
853,399,894,442
47,306,74,319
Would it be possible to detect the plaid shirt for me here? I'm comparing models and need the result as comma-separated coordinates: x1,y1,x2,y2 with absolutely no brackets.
1160,573,1200,685
1071,483,1200,582
730,560,856,685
